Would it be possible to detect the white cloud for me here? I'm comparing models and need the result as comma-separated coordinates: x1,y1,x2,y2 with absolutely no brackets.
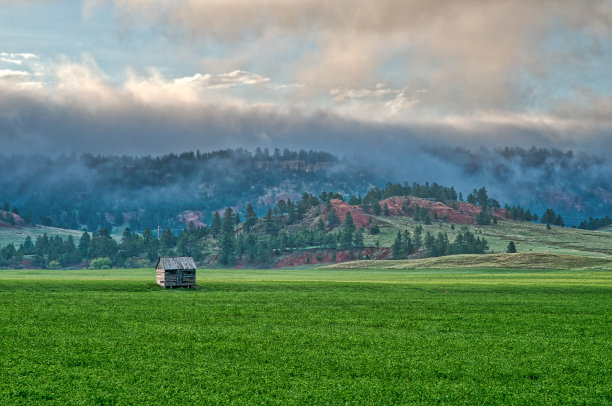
0,52,38,65
384,92,421,115
0,69,31,80
331,85,397,102
174,70,270,89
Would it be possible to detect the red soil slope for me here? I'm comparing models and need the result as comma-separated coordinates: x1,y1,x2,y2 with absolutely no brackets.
379,196,505,225
0,211,26,228
326,199,372,229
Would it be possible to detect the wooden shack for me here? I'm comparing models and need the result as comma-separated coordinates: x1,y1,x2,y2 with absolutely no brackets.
156,257,196,288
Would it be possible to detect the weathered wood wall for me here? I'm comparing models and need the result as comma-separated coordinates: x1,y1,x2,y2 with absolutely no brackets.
156,269,196,288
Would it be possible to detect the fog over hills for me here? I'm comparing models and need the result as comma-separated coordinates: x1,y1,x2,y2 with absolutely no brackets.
0,146,609,230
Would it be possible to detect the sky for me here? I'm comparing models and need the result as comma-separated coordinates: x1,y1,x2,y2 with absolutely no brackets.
0,0,611,156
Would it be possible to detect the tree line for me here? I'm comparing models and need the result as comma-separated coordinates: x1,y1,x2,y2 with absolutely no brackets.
0,182,579,269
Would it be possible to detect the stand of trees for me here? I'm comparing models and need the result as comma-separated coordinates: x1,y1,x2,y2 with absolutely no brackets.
392,226,488,259
578,216,612,230
541,209,565,227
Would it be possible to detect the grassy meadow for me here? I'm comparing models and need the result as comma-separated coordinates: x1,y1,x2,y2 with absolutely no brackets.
365,216,612,258
0,226,84,247
1,264,611,404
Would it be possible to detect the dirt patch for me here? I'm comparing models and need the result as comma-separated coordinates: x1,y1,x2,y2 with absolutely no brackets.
327,199,372,229
179,210,207,228
378,196,505,225
0,211,26,228
273,247,392,268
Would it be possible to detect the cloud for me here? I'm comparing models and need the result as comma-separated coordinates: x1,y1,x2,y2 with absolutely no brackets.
331,84,397,103
0,57,610,161
0,52,38,65
0,69,30,80
87,0,612,116
174,70,270,89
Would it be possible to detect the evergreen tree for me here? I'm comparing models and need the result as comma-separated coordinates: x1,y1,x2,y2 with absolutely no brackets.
88,228,118,259
142,228,153,252
477,187,489,210
327,209,340,228
506,241,517,253
316,216,326,232
78,232,91,258
159,228,176,256
210,211,222,238
414,225,423,250
476,210,491,225
244,204,257,232
121,227,132,248
147,239,160,262
264,209,276,235
353,229,364,249
23,236,34,255
219,208,236,265
222,208,235,235
342,212,355,234
402,229,413,255
392,231,404,259
373,202,382,216
61,235,81,265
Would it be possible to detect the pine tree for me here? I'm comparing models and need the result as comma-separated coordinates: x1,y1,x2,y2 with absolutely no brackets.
353,229,364,249
78,232,91,259
264,209,276,235
159,228,176,256
23,236,34,255
402,229,413,255
506,241,517,253
327,209,340,228
219,208,236,265
142,228,153,252
413,225,423,250
476,210,491,225
316,216,326,232
392,231,404,259
210,211,222,238
244,204,257,232
342,212,355,233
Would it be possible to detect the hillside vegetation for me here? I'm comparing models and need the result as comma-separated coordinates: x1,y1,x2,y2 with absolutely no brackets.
2,182,612,269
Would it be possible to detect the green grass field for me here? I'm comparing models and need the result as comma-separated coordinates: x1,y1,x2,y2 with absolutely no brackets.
1,266,611,404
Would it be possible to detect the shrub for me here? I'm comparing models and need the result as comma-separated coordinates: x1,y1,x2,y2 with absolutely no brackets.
90,257,112,270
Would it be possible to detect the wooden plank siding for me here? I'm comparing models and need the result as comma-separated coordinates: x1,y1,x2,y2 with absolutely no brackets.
156,257,197,288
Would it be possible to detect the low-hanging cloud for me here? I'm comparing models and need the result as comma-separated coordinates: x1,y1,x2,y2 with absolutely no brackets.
0,60,610,160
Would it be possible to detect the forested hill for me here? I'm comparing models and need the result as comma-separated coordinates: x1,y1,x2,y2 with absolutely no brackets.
0,148,383,231
1,146,611,232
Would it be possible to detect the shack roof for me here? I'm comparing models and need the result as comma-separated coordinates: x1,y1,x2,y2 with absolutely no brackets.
157,257,196,270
